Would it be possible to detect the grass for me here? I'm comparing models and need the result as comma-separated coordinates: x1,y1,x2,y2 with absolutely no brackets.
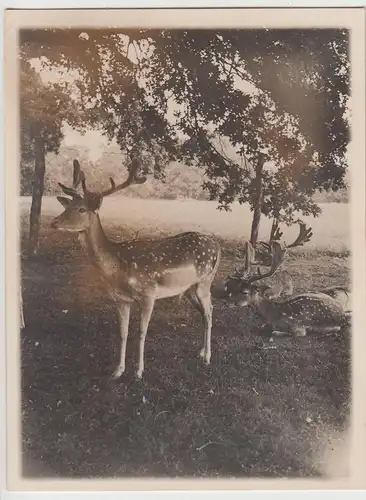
20,199,351,479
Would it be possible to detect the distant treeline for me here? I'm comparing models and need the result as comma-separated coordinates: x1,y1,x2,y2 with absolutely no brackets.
20,144,349,203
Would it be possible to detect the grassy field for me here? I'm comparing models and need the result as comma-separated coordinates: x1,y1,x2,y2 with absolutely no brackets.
21,196,350,253
20,197,351,479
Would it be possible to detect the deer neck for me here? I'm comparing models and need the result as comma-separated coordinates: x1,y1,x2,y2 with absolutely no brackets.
253,293,279,319
78,212,118,272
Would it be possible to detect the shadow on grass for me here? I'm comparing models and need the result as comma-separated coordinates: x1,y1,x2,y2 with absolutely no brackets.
20,216,351,479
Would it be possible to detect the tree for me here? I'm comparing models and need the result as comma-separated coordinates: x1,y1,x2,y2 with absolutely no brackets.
20,28,350,246
20,55,84,256
146,29,349,244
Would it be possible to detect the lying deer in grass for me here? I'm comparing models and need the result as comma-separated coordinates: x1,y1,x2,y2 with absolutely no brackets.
51,159,221,379
255,220,351,310
266,276,351,312
222,223,348,337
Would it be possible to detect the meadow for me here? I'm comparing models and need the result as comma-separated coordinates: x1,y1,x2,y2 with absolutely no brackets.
20,196,351,478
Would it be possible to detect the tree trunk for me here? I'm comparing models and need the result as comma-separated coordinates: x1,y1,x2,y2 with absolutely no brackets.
28,134,45,257
250,154,266,247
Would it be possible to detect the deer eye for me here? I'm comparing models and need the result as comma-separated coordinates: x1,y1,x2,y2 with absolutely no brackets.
79,207,87,213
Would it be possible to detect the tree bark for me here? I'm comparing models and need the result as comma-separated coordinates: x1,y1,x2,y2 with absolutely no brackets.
28,134,46,257
250,154,266,247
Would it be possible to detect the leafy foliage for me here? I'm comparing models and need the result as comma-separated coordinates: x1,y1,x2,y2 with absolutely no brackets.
145,29,349,222
20,28,350,224
20,56,84,164
21,144,209,200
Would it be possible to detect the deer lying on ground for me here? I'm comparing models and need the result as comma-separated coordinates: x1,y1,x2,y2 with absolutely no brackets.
51,159,221,379
222,224,348,337
266,276,351,312
249,219,351,312
319,286,350,311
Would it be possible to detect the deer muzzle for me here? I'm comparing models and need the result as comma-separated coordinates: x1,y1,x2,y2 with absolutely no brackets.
211,282,230,300
51,218,59,229
51,216,66,230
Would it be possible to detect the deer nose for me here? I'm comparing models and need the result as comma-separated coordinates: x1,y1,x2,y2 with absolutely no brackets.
211,283,227,299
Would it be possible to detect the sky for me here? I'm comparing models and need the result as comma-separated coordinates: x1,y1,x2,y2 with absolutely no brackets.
30,35,261,163
62,124,114,161
30,32,350,174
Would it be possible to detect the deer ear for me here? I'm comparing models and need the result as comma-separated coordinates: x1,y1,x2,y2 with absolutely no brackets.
87,194,103,212
57,196,71,208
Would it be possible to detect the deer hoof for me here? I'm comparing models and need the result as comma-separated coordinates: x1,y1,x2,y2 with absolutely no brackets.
135,370,143,380
110,367,124,380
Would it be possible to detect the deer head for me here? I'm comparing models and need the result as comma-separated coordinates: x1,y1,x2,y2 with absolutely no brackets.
221,221,312,306
223,240,287,305
51,158,147,232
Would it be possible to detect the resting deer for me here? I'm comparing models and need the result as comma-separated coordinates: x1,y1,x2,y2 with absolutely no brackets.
223,224,347,337
319,286,350,311
51,159,221,379
246,219,350,310
266,276,351,313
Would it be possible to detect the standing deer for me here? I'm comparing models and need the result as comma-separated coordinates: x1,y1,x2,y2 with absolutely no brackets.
51,159,221,379
222,224,347,337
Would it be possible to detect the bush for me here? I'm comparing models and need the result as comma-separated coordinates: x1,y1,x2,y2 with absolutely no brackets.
20,144,349,204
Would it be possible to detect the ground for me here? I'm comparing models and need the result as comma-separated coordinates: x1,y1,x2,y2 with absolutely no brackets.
20,198,351,479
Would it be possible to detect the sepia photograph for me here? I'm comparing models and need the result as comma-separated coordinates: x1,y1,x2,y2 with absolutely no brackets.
3,7,366,492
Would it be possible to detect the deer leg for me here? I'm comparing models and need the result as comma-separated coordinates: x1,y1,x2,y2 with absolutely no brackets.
176,292,185,306
271,321,291,337
195,284,213,365
136,297,155,379
186,289,205,316
111,301,131,379
185,289,209,360
313,325,342,335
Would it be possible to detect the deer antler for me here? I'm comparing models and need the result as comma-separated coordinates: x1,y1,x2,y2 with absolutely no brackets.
58,159,84,199
59,158,147,200
232,241,256,279
244,241,287,285
258,220,312,256
270,219,283,242
80,170,89,196
72,159,81,188
228,220,311,291
257,218,283,254
99,158,147,197
286,221,313,248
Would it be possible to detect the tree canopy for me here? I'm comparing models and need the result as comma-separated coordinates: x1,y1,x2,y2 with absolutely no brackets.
20,27,350,225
